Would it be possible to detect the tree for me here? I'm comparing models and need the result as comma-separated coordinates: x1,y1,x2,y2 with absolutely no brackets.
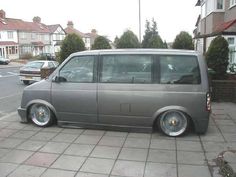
206,36,229,77
142,18,165,48
59,33,85,63
92,36,111,50
114,36,120,48
116,30,140,48
172,31,194,50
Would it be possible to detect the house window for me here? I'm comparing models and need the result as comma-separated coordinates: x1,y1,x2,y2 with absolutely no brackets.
201,2,206,18
216,0,223,9
228,37,235,45
31,33,36,39
20,32,26,39
230,0,236,7
7,31,13,39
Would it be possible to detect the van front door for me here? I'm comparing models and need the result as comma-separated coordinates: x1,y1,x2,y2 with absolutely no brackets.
51,55,97,123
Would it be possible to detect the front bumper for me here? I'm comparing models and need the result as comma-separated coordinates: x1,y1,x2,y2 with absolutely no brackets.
17,107,28,123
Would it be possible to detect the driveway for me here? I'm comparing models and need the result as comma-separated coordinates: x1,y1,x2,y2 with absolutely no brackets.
0,102,235,177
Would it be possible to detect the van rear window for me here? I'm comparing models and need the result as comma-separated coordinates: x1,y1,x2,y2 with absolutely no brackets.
160,55,201,84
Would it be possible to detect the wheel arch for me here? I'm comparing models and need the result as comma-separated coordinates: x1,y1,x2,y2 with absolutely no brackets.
26,99,57,120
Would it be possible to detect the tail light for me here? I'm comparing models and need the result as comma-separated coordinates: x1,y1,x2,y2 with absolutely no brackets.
206,92,211,111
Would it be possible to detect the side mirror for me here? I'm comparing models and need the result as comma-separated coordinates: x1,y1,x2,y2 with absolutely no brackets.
54,76,67,83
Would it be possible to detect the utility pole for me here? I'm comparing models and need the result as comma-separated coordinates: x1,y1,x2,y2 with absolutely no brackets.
139,0,141,42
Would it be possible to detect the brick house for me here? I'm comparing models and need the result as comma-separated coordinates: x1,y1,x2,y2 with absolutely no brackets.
194,0,236,66
64,21,99,50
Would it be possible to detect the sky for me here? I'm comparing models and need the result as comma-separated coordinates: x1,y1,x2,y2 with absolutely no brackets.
1,0,200,43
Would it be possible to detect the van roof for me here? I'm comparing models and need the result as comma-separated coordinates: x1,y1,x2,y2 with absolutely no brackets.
71,49,200,56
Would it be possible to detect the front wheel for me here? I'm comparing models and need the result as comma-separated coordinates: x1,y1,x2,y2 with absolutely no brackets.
23,80,30,85
28,104,54,127
157,110,189,137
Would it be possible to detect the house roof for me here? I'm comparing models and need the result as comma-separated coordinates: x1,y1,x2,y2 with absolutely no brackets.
195,0,201,6
0,17,50,33
0,41,18,45
64,27,89,38
214,19,236,33
47,24,65,34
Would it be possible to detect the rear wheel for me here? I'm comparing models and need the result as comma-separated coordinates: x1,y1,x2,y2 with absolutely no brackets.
28,104,54,127
23,80,30,85
157,110,189,137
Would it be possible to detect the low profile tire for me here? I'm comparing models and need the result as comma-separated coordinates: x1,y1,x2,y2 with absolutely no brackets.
23,80,30,85
29,104,54,127
157,110,189,137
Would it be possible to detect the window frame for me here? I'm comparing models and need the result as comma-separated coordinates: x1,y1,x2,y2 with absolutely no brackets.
58,55,97,83
7,31,13,39
98,54,155,84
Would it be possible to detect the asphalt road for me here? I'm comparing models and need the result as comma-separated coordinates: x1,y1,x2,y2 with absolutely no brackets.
0,66,25,117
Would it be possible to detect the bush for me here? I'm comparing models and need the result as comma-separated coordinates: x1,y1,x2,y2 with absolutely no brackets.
59,33,85,63
20,53,33,59
92,36,111,50
206,36,229,78
172,31,194,50
116,30,140,48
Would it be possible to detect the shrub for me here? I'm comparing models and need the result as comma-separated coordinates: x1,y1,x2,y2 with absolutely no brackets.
172,31,194,50
92,36,111,50
59,33,85,63
206,36,229,78
20,53,33,59
116,30,140,48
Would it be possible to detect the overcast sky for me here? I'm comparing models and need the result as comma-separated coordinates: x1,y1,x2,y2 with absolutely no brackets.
1,0,199,42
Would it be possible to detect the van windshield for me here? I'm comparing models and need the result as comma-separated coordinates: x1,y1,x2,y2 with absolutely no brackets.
160,55,201,84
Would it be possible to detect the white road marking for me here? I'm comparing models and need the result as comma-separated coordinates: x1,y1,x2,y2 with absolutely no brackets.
7,72,18,75
0,93,22,100
0,111,17,121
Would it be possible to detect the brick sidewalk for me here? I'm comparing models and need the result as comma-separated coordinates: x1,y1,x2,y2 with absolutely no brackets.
0,103,235,177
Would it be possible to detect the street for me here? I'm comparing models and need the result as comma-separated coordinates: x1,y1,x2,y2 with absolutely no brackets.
0,66,25,117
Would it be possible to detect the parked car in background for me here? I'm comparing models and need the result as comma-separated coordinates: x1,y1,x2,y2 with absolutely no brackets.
0,56,10,65
39,53,56,61
18,49,210,137
19,60,58,85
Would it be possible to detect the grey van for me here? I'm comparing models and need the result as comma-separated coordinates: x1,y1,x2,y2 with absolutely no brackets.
18,49,211,137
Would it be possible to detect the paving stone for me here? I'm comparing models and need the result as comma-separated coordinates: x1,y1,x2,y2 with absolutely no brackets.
23,125,42,131
223,151,236,164
176,140,203,151
150,139,175,150
76,172,108,177
124,137,150,149
30,132,58,141
203,141,229,152
151,133,175,140
127,133,151,139
118,147,148,161
104,131,128,137
41,126,63,133
200,133,225,142
24,152,59,167
61,128,84,134
0,122,10,129
144,162,177,177
81,157,115,174
16,140,47,151
10,130,36,139
39,142,70,154
0,148,11,158
215,119,235,126
177,151,206,165
0,162,18,177
8,164,46,177
0,129,19,138
64,144,95,156
6,122,27,130
0,138,24,148
111,160,145,177
98,136,125,147
90,145,120,159
147,149,176,163
223,133,236,142
41,168,76,177
74,135,102,145
0,149,34,164
219,125,236,133
51,155,86,171
176,133,200,141
82,130,105,136
52,133,79,143
178,165,211,177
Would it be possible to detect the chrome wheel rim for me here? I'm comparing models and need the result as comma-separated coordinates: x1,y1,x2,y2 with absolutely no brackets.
30,104,50,126
160,111,187,136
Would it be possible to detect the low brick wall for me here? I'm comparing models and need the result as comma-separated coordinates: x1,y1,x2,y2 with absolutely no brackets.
211,80,236,102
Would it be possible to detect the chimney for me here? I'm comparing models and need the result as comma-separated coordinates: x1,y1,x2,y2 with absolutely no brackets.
67,21,74,28
0,10,6,19
33,16,41,23
91,29,97,35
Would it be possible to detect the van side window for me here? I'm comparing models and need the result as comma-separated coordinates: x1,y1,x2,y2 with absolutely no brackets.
59,56,94,83
101,55,152,83
160,55,201,84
